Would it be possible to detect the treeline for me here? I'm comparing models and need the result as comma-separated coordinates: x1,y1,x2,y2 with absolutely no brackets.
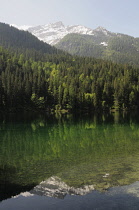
0,46,139,112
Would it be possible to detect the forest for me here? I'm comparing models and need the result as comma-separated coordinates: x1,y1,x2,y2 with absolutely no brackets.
0,46,139,113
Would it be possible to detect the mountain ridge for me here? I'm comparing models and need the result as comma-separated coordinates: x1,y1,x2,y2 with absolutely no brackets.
12,21,118,45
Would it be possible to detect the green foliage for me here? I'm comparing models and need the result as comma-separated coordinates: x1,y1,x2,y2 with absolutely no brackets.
0,23,139,112
0,46,139,112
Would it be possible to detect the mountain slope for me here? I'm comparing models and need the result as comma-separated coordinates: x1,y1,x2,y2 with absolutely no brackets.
0,22,61,56
56,32,139,65
55,33,105,57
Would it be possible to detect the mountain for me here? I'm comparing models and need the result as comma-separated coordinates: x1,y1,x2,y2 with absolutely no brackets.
12,21,139,65
14,21,113,45
13,21,127,47
56,29,139,65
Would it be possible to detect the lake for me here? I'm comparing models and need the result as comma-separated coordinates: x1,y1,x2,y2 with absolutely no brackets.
1,111,139,209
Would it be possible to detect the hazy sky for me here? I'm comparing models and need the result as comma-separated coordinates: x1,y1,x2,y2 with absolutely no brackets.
0,0,139,37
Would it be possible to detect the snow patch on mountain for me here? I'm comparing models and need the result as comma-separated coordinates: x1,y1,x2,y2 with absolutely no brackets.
67,25,94,35
11,24,32,31
100,42,108,46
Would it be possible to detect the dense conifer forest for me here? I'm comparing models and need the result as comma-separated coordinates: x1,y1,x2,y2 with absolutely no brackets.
0,22,139,113
0,46,139,112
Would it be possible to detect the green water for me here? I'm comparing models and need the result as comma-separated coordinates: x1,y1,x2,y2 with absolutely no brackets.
1,111,139,201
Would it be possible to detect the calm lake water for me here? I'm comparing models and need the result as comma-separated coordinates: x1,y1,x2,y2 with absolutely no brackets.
1,111,139,209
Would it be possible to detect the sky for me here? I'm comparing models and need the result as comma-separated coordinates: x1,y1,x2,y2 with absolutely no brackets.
0,0,139,37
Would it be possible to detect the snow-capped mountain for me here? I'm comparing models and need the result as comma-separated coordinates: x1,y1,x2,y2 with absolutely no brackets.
12,21,113,45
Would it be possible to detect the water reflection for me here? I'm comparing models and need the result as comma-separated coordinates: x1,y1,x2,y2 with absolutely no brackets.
1,111,139,201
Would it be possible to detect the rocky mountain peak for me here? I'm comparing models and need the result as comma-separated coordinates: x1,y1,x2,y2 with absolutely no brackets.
95,26,107,31
94,26,110,36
